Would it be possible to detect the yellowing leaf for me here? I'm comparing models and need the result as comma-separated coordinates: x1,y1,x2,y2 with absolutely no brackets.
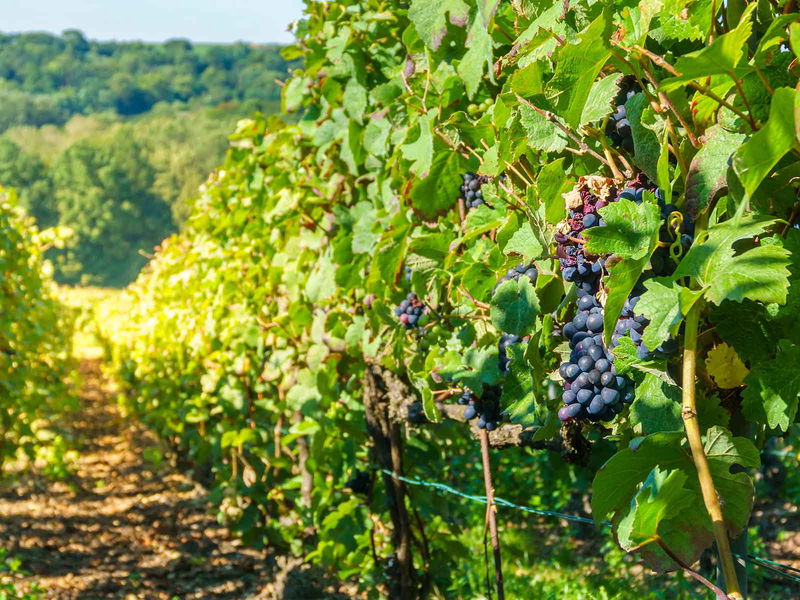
706,343,749,389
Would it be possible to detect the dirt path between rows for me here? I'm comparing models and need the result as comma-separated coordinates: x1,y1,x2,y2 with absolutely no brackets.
0,359,353,600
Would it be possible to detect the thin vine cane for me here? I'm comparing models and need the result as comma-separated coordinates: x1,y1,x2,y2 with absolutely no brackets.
479,428,505,600
682,300,742,599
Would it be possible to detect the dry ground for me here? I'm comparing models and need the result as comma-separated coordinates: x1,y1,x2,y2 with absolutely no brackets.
0,359,355,600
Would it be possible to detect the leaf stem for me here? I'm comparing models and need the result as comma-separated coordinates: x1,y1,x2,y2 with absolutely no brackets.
655,538,729,599
681,299,742,599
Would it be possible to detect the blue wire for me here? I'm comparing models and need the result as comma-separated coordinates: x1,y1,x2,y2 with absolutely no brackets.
381,469,800,584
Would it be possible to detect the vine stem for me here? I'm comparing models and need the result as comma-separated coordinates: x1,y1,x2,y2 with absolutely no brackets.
479,428,505,600
681,301,742,599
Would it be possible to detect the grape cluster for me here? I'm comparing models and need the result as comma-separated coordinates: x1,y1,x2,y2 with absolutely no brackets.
605,78,640,153
394,293,426,329
460,172,487,209
556,177,616,295
345,469,371,495
557,291,634,422
496,262,538,288
610,294,679,360
458,387,502,430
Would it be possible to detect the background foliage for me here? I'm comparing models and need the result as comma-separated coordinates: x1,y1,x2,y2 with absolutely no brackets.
0,189,76,474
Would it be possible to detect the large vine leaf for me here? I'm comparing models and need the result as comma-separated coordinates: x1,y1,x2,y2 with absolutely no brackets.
490,278,540,337
732,87,799,198
636,278,703,350
684,125,746,216
546,10,611,128
742,340,800,432
584,198,661,259
673,215,791,305
660,4,756,90
594,427,758,567
408,0,470,50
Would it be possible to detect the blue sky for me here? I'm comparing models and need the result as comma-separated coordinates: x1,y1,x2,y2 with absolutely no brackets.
0,0,306,44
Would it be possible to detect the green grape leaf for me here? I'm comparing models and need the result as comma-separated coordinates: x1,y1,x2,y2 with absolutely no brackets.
732,87,799,198
343,79,368,123
636,278,702,350
501,343,540,426
612,337,676,384
547,11,612,128
593,431,686,524
742,340,800,432
660,4,756,90
585,198,661,259
626,93,661,181
536,158,570,224
602,256,650,347
656,0,710,42
490,278,540,337
501,221,543,261
615,469,699,571
364,116,392,156
594,427,758,566
684,125,746,215
457,9,495,98
408,0,470,50
402,111,437,176
519,103,569,153
580,74,620,126
630,373,683,435
410,148,464,219
696,394,731,432
438,346,502,392
674,215,791,305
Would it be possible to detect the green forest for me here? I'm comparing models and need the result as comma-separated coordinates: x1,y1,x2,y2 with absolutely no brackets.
0,31,295,286
3,1,800,599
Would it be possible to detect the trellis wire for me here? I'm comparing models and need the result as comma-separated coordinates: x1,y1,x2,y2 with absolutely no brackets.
381,469,800,584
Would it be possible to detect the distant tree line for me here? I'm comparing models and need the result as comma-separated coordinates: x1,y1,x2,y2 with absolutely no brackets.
0,30,296,131
0,107,256,287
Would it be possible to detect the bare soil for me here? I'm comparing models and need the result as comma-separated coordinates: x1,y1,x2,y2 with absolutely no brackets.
0,359,355,600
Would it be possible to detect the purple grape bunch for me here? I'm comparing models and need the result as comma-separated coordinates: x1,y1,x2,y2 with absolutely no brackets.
458,387,502,430
394,293,427,330
557,291,635,422
605,77,640,153
610,294,679,360
556,176,616,295
460,172,487,209
496,262,538,289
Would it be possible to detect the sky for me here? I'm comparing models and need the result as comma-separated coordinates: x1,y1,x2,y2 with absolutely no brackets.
0,0,306,44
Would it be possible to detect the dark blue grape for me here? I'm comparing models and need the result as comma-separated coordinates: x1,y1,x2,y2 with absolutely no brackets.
601,387,619,404
594,358,611,374
559,403,583,420
586,314,604,333
565,363,581,380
